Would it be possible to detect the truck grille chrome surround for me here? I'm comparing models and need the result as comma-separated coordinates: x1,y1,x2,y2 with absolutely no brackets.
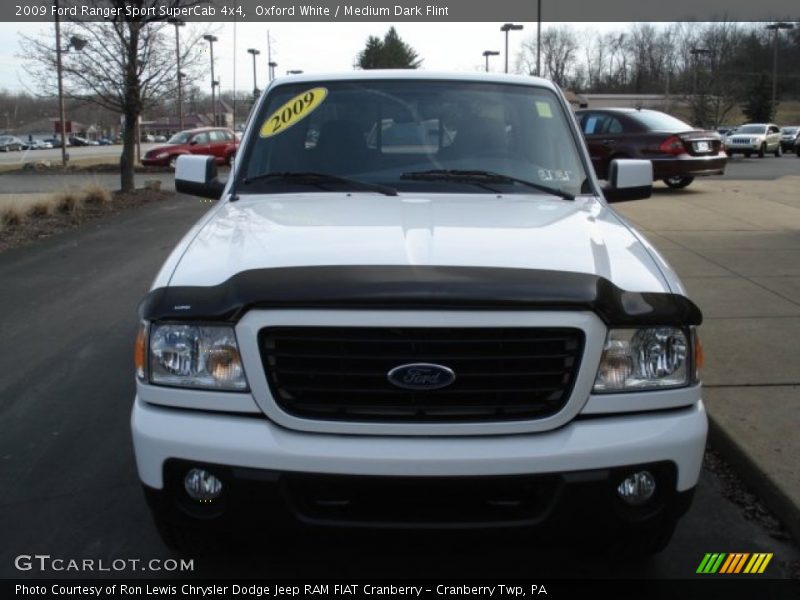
259,326,584,422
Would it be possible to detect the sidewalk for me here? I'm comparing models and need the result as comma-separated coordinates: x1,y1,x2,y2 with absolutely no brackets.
615,175,800,543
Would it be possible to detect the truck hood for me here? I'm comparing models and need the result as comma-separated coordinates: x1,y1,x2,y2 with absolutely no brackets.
167,192,669,293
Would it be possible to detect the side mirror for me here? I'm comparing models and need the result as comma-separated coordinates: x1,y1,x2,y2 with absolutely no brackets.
603,159,652,202
175,155,225,200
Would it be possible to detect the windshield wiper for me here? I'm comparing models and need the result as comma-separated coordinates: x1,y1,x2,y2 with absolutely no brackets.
241,171,398,196
400,169,575,200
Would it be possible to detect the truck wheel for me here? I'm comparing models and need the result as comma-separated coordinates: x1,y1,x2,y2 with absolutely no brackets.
758,143,766,158
663,176,695,189
774,145,782,157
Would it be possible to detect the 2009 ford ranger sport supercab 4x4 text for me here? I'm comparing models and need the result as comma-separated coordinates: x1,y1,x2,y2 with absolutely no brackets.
131,71,706,555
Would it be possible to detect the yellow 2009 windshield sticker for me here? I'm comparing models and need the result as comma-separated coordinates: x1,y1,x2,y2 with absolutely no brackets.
260,87,328,138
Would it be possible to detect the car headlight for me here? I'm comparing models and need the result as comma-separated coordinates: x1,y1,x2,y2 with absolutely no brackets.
156,152,169,159
142,322,248,391
593,327,691,393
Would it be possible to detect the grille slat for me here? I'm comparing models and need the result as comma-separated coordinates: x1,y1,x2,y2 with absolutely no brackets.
259,326,584,423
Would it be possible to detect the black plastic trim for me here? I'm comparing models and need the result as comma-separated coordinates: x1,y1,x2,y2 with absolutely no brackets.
138,266,702,326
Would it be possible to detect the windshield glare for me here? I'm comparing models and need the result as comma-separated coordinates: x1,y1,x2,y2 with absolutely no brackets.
241,80,588,196
168,132,192,144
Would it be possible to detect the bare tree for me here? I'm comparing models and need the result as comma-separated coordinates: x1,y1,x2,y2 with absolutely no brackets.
20,1,207,192
518,26,578,87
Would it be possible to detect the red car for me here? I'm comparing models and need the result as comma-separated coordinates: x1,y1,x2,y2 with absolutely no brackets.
142,127,238,168
575,108,726,189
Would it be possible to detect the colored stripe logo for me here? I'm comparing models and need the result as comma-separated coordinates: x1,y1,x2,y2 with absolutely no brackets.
697,553,773,574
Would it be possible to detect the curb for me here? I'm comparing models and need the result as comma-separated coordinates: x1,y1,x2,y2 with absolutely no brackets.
707,414,800,545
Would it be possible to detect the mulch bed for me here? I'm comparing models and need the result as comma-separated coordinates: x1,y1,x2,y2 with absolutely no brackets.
0,189,173,254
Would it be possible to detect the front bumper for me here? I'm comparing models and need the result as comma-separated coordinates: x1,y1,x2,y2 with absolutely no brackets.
132,397,706,490
141,156,170,166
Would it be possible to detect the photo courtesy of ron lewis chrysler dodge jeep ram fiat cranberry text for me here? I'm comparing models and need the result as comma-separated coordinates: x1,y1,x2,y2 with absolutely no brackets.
132,71,706,555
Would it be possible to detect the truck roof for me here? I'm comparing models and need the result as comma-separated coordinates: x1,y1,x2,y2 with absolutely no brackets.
271,70,558,91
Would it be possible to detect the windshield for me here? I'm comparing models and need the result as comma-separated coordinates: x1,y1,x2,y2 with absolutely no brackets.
168,131,192,144
239,80,588,196
629,111,693,131
737,125,767,134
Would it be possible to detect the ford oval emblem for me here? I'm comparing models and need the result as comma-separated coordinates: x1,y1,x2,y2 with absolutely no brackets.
387,363,456,391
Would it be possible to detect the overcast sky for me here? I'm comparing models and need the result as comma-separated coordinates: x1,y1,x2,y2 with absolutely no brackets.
0,21,650,95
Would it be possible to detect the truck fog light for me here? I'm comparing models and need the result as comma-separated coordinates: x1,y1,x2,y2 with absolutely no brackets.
184,468,223,502
616,470,656,505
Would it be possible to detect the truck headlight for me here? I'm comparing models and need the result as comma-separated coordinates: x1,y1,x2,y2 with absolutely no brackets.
147,323,248,391
593,327,690,393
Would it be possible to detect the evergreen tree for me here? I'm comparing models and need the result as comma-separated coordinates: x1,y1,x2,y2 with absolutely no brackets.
356,27,422,69
741,73,775,123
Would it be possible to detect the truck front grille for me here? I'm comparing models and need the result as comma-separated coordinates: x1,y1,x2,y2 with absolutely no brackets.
259,326,584,422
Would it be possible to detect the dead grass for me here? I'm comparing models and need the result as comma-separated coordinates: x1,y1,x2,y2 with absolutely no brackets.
55,190,83,214
83,183,112,205
1,206,23,229
28,201,52,217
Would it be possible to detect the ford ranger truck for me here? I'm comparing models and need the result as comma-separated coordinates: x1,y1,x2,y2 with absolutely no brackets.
132,71,706,554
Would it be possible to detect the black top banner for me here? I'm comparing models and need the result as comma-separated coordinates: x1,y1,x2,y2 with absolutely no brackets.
7,0,800,22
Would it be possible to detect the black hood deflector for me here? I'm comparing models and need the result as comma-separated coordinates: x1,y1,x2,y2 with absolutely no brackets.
138,266,702,326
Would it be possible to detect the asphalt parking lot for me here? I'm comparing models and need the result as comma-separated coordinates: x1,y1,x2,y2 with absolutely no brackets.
0,155,798,581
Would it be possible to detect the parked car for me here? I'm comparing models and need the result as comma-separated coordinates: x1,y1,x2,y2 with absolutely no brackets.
725,123,782,158
97,138,114,146
133,71,706,556
142,134,156,143
23,139,53,150
153,135,167,143
68,135,92,147
574,108,726,189
0,135,24,152
795,135,800,157
141,127,238,168
779,126,799,153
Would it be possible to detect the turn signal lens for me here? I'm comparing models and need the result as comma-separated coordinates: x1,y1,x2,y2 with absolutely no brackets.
693,328,705,382
134,321,147,381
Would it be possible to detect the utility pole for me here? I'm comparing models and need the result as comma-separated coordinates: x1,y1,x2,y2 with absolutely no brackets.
54,0,67,166
168,18,185,130
247,48,260,100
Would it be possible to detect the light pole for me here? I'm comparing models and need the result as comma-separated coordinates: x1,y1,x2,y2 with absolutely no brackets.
268,61,277,81
766,22,794,120
203,34,218,126
500,23,524,74
247,48,260,100
689,47,710,128
536,0,542,76
482,50,499,72
54,0,87,167
168,18,185,131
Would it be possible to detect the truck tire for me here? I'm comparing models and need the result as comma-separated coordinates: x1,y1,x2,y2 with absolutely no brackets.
663,176,695,189
758,143,766,158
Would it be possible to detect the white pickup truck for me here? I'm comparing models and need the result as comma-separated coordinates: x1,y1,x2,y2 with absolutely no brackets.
132,71,706,555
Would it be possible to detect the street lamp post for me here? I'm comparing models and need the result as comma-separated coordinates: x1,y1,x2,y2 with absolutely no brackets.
766,22,794,120
689,47,710,128
500,23,524,74
203,34,218,126
482,50,499,72
268,61,277,81
536,0,542,76
247,48,260,100
168,18,185,131
54,0,87,167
